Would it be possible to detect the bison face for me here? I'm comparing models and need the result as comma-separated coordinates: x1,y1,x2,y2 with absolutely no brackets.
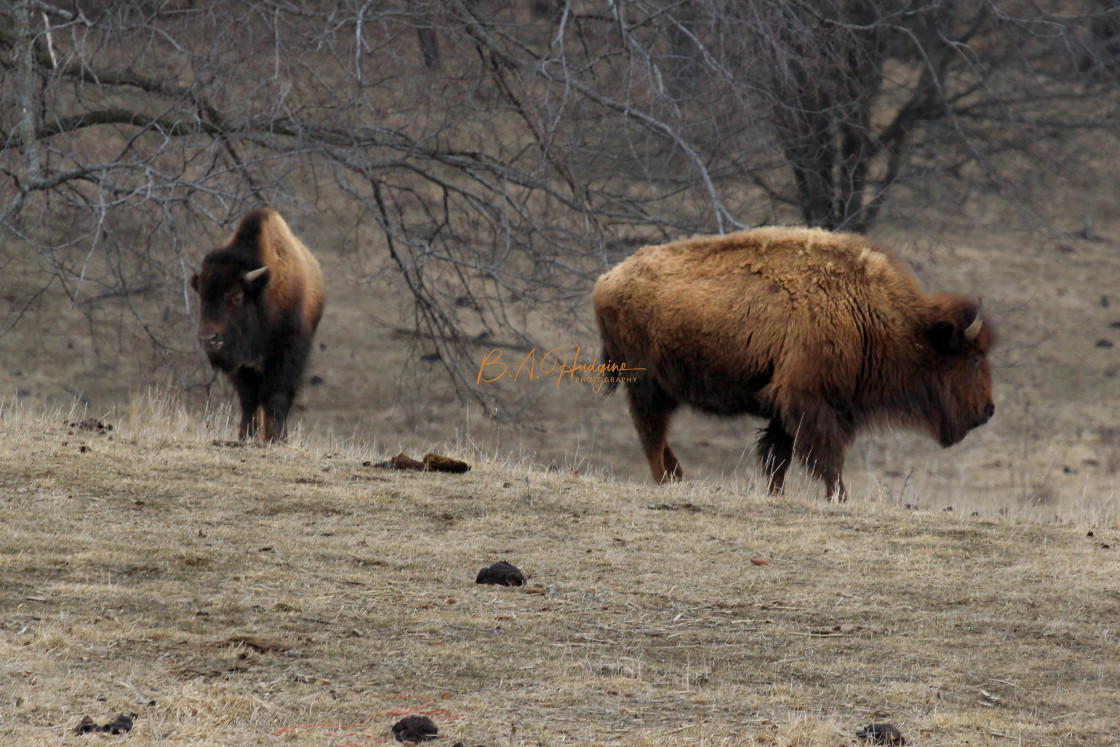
925,299,995,447
190,263,271,372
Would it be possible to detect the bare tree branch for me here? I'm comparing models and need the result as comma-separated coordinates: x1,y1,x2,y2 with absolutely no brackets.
1,0,1117,415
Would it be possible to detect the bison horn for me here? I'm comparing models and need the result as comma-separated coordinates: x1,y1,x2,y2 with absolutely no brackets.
963,299,983,342
243,266,268,284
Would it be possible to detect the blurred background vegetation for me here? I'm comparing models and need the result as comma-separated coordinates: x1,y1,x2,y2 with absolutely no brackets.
2,0,1118,418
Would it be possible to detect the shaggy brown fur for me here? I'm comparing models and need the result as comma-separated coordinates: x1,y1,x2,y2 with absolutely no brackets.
191,209,325,442
593,226,995,500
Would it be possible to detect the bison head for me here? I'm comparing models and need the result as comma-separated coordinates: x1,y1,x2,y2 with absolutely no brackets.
190,262,271,372
924,298,995,447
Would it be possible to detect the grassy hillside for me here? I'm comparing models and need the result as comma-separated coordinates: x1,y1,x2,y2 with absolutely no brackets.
4,188,1120,521
2,398,1118,745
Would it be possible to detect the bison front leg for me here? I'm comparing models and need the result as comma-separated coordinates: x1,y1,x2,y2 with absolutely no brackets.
627,379,682,483
232,369,264,441
757,419,794,495
797,434,849,502
811,463,847,502
261,388,295,443
260,339,312,443
784,408,851,502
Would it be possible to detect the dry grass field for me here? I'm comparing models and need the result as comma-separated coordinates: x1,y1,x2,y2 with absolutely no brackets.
5,6,1120,744
3,107,1120,747
2,397,1119,746
5,194,1120,520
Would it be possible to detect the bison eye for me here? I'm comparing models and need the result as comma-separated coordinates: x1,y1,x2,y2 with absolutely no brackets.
230,291,244,306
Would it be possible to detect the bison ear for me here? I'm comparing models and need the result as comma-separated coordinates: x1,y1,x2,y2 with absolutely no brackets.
927,319,965,354
242,266,270,295
928,300,985,354
189,272,200,294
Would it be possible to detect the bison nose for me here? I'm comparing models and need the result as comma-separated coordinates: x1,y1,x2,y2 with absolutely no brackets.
200,333,224,351
977,402,995,426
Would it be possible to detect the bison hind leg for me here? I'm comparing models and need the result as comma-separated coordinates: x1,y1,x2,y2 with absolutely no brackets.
660,443,682,483
757,419,793,495
627,378,682,483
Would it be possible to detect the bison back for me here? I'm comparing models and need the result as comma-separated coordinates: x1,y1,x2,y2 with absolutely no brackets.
591,227,923,413
247,210,325,334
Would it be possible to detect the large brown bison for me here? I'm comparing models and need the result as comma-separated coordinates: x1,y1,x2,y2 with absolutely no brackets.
592,226,995,500
191,208,325,442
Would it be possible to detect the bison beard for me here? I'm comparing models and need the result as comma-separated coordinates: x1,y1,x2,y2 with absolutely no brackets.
593,226,995,501
191,209,325,443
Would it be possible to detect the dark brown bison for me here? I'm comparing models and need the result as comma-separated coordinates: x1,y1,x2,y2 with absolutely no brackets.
592,226,995,500
191,208,325,442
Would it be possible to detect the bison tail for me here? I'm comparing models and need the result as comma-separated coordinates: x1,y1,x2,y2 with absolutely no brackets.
597,338,624,396
594,303,634,395
600,350,620,395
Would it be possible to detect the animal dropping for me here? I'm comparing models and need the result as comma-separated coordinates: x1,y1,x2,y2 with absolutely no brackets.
74,713,134,736
476,560,526,586
593,227,995,500
373,453,471,473
856,723,906,745
69,418,112,434
422,453,471,473
392,715,439,743
375,453,427,470
223,635,293,653
191,209,325,443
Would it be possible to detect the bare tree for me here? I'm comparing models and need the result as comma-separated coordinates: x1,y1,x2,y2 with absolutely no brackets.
1,1,1117,415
